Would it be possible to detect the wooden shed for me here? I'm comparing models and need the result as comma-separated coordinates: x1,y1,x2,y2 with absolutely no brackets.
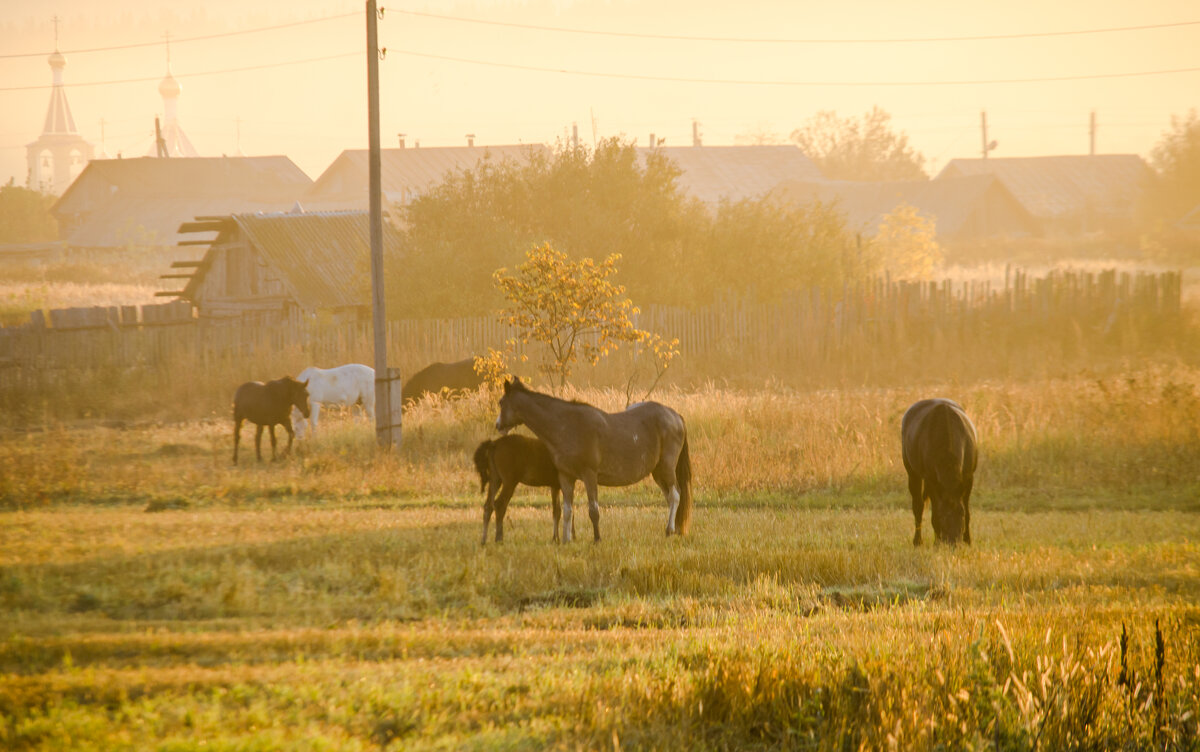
171,210,402,325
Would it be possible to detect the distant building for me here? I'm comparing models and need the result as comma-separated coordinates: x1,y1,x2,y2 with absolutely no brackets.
935,155,1153,234
145,63,198,158
26,46,93,193
51,156,312,259
304,144,550,211
638,144,825,205
771,174,1040,240
172,210,402,325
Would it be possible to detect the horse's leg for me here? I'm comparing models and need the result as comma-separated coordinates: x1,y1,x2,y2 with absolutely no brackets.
908,472,924,546
283,422,295,457
653,466,679,536
494,478,517,544
581,469,601,543
255,424,264,462
481,476,497,546
310,402,321,438
268,424,278,460
551,487,561,543
962,477,974,545
363,388,376,424
559,473,576,544
233,417,243,464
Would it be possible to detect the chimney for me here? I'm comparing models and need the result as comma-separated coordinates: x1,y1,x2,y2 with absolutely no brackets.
649,133,656,148
692,120,701,147
466,133,475,147
572,123,579,151
398,133,406,148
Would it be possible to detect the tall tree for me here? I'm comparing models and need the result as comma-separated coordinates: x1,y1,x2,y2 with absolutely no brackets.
1145,109,1200,223
790,107,927,181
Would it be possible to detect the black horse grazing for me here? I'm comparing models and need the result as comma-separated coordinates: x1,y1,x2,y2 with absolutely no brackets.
473,435,571,545
233,376,310,464
494,377,693,542
901,398,978,546
402,358,484,405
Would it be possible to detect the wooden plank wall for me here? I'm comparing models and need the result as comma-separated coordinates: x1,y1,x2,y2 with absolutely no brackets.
0,270,1184,378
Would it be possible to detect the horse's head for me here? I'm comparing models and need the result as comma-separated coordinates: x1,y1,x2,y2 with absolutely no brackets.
288,376,312,419
494,377,526,434
931,463,967,544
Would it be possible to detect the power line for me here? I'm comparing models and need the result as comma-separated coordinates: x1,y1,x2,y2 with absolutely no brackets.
393,49,1200,86
0,11,357,60
0,51,359,92
396,9,1200,44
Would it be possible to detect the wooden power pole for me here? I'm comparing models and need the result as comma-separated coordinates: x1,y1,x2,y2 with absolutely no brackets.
366,0,400,447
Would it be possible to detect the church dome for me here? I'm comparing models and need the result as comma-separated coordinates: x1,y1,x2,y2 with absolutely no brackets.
48,50,66,69
158,72,181,98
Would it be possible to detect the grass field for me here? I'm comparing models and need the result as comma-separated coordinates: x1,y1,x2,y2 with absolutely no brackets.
2,372,1199,750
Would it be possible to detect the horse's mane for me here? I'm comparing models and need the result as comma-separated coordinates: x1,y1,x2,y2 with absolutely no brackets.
511,380,596,410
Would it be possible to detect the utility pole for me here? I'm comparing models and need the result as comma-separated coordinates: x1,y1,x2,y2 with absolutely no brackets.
1089,110,1096,156
366,0,399,447
980,110,996,159
154,117,168,158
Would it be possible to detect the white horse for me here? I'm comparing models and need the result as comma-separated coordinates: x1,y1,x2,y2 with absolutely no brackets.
290,364,375,439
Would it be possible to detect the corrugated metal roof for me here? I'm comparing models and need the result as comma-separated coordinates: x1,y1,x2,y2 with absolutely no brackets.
182,210,401,311
934,154,1152,220
771,175,1040,238
52,156,312,248
305,145,550,208
638,145,825,205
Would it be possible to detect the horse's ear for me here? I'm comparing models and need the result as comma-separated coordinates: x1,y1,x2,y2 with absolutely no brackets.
502,379,512,394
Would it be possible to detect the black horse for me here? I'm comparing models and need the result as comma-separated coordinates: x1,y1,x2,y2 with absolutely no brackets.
494,377,693,542
233,376,310,464
473,435,570,545
402,358,485,405
901,398,978,546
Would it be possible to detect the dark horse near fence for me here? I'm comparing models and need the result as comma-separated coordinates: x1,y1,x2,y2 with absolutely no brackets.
901,398,978,546
473,435,570,545
402,358,485,405
494,377,693,542
233,376,310,464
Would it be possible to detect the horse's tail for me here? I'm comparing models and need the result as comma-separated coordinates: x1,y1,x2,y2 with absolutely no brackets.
675,436,694,535
472,440,494,494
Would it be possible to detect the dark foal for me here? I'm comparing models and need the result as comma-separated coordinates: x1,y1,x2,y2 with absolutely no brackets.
233,376,310,464
901,398,978,546
473,435,571,545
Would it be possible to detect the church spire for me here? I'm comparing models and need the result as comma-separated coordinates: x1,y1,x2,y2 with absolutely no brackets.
27,15,93,193
151,30,198,158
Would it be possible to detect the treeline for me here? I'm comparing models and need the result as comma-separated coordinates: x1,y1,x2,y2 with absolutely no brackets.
386,138,876,318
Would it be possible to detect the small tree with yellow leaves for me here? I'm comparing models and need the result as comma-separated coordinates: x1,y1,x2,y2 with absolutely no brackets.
493,243,678,393
873,203,943,280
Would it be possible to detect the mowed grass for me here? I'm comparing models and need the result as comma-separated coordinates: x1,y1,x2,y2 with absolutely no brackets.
2,371,1200,750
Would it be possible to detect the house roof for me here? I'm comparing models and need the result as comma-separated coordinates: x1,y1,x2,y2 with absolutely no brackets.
934,154,1152,220
181,210,402,311
52,156,313,248
638,145,825,205
305,145,550,208
771,174,1040,238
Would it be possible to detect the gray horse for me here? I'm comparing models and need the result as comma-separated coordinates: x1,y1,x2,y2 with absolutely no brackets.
494,377,693,542
901,398,978,545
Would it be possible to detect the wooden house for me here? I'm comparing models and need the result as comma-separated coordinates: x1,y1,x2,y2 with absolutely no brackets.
935,155,1153,234
303,144,549,211
171,210,401,325
51,156,312,262
771,174,1041,240
637,144,825,205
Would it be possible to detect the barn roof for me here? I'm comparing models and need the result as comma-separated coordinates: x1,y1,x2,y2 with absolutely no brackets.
52,156,312,248
180,210,401,311
306,145,550,208
771,174,1040,238
638,145,825,205
934,154,1152,220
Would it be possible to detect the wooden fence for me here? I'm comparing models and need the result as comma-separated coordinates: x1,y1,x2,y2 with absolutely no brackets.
0,269,1185,394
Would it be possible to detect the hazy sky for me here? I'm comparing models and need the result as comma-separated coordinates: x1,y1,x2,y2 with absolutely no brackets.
2,0,1198,188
